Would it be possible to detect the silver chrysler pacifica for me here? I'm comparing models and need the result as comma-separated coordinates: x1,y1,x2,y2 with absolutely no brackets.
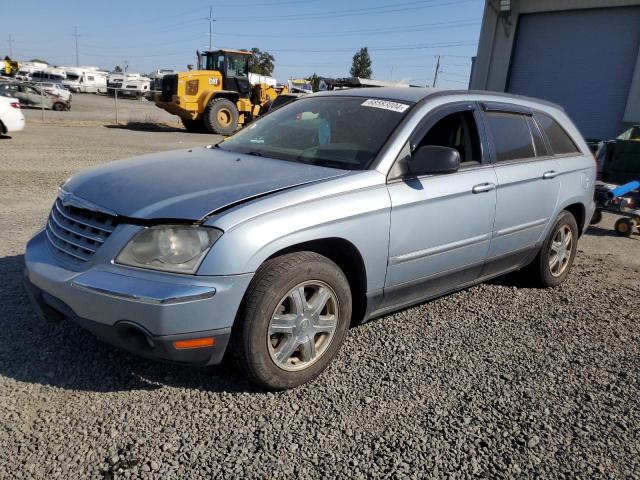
24,88,596,389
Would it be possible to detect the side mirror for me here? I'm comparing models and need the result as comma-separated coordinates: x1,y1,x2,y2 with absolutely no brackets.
407,145,461,176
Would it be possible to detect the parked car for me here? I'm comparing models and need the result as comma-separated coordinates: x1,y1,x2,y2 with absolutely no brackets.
0,83,70,111
24,88,595,389
0,94,25,134
35,82,72,103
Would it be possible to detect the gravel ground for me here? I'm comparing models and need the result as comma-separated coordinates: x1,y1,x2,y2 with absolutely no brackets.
1,95,639,479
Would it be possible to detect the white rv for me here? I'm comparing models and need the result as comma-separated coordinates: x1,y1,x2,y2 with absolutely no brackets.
61,67,108,93
15,61,50,81
107,72,151,98
31,67,67,85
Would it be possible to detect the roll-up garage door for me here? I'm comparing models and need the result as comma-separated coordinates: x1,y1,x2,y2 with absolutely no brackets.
507,7,640,140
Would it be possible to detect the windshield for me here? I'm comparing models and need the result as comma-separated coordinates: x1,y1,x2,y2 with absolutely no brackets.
66,74,80,81
219,96,412,170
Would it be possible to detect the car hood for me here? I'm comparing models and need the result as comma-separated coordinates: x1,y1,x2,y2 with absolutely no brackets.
63,146,347,221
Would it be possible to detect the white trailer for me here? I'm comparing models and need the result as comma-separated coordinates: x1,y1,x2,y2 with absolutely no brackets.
107,72,151,98
61,67,108,93
14,61,49,80
30,67,67,85
248,72,277,87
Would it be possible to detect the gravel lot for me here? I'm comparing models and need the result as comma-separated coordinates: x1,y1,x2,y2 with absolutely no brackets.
1,94,639,479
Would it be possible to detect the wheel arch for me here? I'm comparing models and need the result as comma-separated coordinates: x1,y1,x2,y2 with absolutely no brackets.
265,238,369,326
562,202,586,236
204,90,239,107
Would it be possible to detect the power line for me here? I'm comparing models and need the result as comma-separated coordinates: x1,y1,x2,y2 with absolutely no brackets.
8,34,13,57
223,40,477,54
439,70,469,78
213,18,480,38
75,39,476,59
59,18,479,51
215,0,475,21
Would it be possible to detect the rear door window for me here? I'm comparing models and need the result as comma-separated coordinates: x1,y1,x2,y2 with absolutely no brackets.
535,113,580,155
485,112,535,162
527,116,548,157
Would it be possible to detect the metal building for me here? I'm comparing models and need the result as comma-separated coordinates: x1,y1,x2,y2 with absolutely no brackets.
470,0,640,140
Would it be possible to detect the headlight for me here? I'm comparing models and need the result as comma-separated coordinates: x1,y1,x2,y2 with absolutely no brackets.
116,225,222,274
185,79,199,95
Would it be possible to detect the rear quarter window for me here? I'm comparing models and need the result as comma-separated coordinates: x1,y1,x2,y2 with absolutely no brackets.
485,112,535,162
535,112,581,155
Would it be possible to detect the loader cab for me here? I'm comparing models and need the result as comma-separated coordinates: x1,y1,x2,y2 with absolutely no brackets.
200,49,251,98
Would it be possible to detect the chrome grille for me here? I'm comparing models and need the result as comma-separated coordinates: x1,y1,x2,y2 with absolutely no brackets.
45,198,117,262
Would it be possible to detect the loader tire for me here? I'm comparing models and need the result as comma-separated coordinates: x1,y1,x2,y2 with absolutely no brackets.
181,118,207,133
203,98,239,135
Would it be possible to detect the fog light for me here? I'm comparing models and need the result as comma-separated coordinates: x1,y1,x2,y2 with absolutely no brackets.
173,337,215,349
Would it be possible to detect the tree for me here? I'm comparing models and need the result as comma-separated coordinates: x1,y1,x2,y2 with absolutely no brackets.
29,58,49,64
350,47,372,79
247,48,275,76
113,65,123,73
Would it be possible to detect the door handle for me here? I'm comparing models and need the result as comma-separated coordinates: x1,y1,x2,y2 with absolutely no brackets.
472,182,496,194
542,170,557,180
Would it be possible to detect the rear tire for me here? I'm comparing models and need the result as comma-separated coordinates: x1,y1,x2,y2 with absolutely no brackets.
529,211,578,287
203,98,239,135
181,118,206,133
232,252,352,390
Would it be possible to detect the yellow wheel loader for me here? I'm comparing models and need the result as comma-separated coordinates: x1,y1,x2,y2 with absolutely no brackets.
2,56,20,77
155,49,286,134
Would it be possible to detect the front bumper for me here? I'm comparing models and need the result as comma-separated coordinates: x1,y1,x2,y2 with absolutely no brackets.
155,97,199,120
24,230,253,365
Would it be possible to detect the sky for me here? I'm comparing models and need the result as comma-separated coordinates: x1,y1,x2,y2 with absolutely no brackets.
3,0,485,88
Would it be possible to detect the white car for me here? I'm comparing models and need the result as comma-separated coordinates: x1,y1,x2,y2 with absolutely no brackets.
0,95,25,135
38,83,72,102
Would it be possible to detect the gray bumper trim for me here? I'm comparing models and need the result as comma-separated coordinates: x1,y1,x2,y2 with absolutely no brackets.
70,270,216,305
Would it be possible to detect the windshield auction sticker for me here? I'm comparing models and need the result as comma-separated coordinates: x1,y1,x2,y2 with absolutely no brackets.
361,99,410,113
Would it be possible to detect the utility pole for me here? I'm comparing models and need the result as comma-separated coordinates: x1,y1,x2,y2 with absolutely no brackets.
205,6,215,51
8,34,13,57
432,55,441,87
72,26,81,67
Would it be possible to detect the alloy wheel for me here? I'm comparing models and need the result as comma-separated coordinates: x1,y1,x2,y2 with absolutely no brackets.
549,225,573,277
267,281,339,371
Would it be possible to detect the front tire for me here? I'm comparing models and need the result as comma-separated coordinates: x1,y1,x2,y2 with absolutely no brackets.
232,252,352,390
181,118,206,133
203,98,239,135
52,102,65,111
530,211,579,287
